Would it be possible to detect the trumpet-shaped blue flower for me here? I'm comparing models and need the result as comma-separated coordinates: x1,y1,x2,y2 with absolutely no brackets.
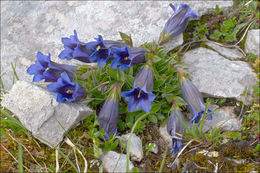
98,99,119,140
47,72,86,102
59,30,91,63
165,3,198,38
121,67,156,113
27,52,77,82
98,82,121,140
159,3,198,45
86,35,125,66
111,46,148,70
167,109,185,154
85,36,109,66
181,78,213,123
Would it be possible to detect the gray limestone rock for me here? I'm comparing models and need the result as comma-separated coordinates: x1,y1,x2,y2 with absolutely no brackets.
121,133,143,162
1,81,92,148
159,125,173,148
1,1,233,90
182,47,257,104
200,106,242,133
206,42,244,60
100,151,134,173
245,29,260,56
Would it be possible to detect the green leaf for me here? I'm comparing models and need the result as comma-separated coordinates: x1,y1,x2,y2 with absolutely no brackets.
107,68,117,80
210,30,222,40
126,114,134,128
249,1,257,11
118,120,126,131
215,4,223,14
119,32,133,47
225,32,237,42
150,104,161,114
153,78,165,89
132,167,140,173
254,144,260,152
148,114,158,124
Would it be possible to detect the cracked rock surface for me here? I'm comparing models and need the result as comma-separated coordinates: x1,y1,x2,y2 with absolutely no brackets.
182,47,257,104
1,81,93,148
205,42,244,60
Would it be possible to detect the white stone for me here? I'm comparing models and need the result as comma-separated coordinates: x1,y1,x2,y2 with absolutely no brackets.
206,42,244,60
147,143,159,154
100,151,134,173
201,106,242,132
159,125,172,148
1,1,233,90
121,133,143,162
1,81,92,148
182,47,257,104
245,29,260,56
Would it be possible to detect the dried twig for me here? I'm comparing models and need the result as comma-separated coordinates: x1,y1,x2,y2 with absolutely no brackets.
177,39,206,54
206,39,247,56
250,140,258,146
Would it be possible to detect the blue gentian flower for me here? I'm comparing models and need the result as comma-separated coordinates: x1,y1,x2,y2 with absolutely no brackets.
159,3,198,45
121,67,156,113
86,35,125,67
27,52,77,82
98,99,119,140
181,78,213,123
167,108,185,154
98,82,120,140
165,3,198,38
47,72,86,102
59,30,91,63
111,46,148,70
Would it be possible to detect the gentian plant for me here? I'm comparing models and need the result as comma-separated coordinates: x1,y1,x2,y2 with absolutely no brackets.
167,102,186,154
179,69,213,123
98,81,120,140
27,2,210,156
158,3,198,45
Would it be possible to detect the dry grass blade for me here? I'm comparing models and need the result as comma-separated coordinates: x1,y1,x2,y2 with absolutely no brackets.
208,160,218,173
64,137,88,173
193,161,207,169
74,148,81,172
1,143,31,172
56,148,59,173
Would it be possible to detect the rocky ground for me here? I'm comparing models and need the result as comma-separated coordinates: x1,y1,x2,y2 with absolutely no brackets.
1,1,260,172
